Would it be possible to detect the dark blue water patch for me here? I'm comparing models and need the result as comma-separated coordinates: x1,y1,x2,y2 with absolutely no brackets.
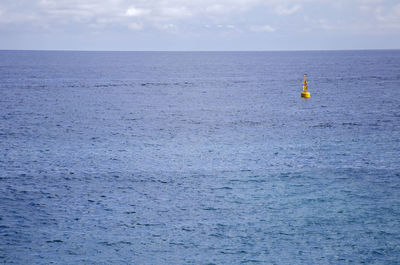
1,50,400,264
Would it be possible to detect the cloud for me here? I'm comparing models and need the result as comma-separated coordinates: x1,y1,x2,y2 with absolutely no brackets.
249,25,276,32
373,3,400,28
159,7,192,19
205,4,228,15
216,24,236,30
155,23,176,31
0,0,308,27
1,0,400,36
37,0,125,22
274,4,301,15
126,7,151,17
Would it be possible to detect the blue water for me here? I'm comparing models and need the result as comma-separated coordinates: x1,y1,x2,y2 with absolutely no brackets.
0,50,400,264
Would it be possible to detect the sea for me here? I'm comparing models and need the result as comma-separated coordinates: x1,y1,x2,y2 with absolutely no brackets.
0,50,399,264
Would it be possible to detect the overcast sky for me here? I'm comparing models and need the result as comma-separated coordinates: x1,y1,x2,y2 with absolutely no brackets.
0,0,399,50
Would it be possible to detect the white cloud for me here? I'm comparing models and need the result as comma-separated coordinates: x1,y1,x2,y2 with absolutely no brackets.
375,3,400,24
160,7,192,19
249,25,276,32
205,4,227,14
38,0,123,20
0,0,320,27
1,0,400,38
155,23,176,30
275,4,301,15
126,7,151,17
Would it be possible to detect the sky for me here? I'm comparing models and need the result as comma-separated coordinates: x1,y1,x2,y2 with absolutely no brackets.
0,0,400,51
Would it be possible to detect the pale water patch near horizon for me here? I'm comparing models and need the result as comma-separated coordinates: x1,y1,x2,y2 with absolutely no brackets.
0,50,400,264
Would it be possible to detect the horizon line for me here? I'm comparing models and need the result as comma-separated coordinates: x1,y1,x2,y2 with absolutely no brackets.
0,48,399,53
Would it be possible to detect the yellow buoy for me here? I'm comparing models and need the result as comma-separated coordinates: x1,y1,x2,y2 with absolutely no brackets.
301,74,310,98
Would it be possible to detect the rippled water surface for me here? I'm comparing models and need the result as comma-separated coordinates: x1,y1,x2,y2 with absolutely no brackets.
1,50,400,264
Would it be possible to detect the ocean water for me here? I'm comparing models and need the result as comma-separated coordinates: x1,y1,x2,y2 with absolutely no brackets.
0,50,399,264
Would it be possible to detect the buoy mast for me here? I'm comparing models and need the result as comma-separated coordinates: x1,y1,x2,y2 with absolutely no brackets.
301,74,310,98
